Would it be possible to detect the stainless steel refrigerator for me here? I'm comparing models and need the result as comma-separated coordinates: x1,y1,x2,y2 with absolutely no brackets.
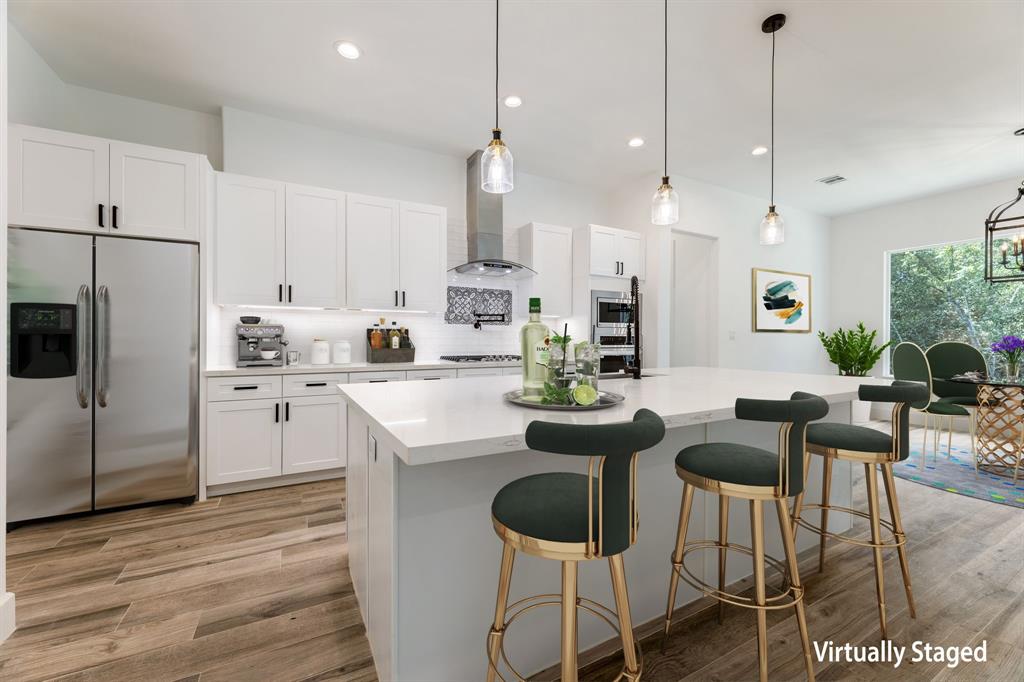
7,228,199,523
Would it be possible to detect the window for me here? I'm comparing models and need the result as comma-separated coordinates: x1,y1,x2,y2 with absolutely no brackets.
886,239,1024,373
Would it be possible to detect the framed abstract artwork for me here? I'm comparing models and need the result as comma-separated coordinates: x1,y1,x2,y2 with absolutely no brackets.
752,268,812,333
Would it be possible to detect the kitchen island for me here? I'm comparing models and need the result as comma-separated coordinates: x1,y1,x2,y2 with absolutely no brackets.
338,367,876,681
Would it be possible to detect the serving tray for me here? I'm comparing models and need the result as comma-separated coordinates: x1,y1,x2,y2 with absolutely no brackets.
502,389,625,411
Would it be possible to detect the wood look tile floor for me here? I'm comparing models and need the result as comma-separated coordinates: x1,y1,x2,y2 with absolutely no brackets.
1,478,375,682
577,425,1024,681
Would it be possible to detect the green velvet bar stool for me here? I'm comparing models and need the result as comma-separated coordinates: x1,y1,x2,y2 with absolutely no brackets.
486,409,665,682
662,392,829,682
927,341,987,456
892,342,970,465
793,380,929,641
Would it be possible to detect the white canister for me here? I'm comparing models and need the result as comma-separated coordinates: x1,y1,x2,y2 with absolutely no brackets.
311,338,331,365
332,340,352,365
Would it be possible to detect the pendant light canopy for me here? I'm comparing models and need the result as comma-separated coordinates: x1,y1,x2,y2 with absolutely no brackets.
759,13,786,245
651,0,679,225
481,0,513,194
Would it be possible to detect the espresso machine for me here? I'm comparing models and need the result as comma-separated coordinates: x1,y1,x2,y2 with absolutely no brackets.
236,323,288,367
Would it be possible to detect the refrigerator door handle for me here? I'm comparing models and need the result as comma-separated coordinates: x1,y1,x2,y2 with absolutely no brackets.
75,284,91,408
96,284,110,407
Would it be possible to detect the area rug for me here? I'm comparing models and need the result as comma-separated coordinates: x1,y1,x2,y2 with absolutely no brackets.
891,444,1024,509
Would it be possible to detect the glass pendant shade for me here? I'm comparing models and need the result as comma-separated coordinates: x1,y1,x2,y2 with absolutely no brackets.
651,177,679,225
759,205,785,245
481,130,514,194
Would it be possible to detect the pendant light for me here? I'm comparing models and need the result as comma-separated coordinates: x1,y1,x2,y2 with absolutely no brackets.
651,0,679,225
759,13,786,245
481,0,513,194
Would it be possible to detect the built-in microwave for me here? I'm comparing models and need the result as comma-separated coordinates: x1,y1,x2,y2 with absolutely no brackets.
590,290,641,373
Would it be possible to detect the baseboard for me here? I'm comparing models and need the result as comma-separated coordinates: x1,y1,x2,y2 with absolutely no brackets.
206,468,345,497
0,592,15,642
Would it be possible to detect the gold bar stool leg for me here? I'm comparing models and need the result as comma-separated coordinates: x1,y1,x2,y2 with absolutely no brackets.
717,494,730,624
750,500,769,682
609,554,640,679
921,412,928,466
663,483,695,638
881,463,916,619
486,544,516,682
790,452,811,536
819,456,832,573
947,416,953,458
776,499,815,682
864,463,888,639
561,560,579,682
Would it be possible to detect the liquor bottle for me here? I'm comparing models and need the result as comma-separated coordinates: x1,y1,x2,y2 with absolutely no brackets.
389,322,401,349
399,327,412,349
369,323,383,350
520,298,551,400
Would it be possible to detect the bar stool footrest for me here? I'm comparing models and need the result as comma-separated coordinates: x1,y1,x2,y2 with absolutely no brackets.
486,593,643,682
672,541,803,611
795,503,907,549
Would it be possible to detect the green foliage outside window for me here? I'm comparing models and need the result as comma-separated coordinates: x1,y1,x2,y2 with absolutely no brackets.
888,240,1024,369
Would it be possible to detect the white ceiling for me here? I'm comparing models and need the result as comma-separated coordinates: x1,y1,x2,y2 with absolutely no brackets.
9,0,1023,216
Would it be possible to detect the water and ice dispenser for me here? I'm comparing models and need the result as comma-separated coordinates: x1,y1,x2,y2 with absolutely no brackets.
9,303,77,379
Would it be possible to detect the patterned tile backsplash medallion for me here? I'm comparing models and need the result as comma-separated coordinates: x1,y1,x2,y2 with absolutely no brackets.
445,286,513,325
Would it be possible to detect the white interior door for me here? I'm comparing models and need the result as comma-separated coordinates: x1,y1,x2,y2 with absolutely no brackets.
398,202,446,311
589,225,618,277
282,395,345,474
285,184,346,307
109,141,199,241
206,398,282,485
347,194,400,309
215,173,286,306
670,231,718,367
8,125,109,232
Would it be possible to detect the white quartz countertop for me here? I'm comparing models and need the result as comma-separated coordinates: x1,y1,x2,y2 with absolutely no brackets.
337,366,883,466
205,360,521,377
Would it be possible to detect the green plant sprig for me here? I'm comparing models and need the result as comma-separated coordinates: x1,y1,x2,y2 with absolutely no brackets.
818,322,891,377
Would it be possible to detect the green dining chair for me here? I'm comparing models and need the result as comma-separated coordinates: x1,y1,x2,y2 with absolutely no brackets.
892,342,970,467
926,341,987,455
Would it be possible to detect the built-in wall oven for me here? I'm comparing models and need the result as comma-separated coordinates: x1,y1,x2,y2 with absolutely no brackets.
590,289,640,374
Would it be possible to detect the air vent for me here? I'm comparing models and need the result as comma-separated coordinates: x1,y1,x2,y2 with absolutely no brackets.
817,175,847,186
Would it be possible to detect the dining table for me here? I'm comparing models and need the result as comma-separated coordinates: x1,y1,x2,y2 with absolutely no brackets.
950,372,1024,482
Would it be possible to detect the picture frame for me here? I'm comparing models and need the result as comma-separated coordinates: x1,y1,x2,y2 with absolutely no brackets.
751,268,812,333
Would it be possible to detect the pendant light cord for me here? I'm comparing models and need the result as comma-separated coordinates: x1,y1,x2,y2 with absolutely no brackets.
495,0,500,130
663,0,668,179
770,29,775,206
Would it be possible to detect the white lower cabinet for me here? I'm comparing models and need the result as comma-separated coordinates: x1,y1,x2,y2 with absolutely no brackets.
282,395,346,474
456,367,505,378
206,398,283,485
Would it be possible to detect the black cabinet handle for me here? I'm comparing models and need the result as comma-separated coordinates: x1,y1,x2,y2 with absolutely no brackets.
278,284,283,302
275,403,280,422
402,291,406,307
423,377,442,380
288,285,292,303
112,205,119,229
305,382,327,387
233,385,258,391
98,204,105,228
394,290,398,306
285,401,290,421
369,379,387,383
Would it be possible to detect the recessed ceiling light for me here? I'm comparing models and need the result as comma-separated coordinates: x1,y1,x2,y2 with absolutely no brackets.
628,137,645,148
334,41,361,60
751,145,769,156
503,95,522,108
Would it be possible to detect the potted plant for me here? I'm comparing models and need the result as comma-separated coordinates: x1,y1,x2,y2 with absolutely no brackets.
991,335,1023,381
818,322,891,423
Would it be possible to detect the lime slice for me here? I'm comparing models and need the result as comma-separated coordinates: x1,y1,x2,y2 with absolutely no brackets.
573,384,598,406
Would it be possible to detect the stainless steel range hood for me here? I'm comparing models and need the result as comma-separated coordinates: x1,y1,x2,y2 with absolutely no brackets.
449,150,535,279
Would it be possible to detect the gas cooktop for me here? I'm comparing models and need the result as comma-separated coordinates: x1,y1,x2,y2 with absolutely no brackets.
439,354,522,363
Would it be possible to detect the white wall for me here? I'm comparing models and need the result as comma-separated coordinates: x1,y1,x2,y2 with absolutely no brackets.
1,0,16,643
6,21,222,168
829,176,1021,374
607,175,833,374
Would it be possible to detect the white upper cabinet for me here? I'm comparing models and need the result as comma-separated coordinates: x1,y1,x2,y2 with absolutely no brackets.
215,173,287,306
109,141,199,240
286,184,346,308
519,222,573,317
8,125,200,241
398,202,446,312
347,194,401,309
9,126,109,233
586,224,645,280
